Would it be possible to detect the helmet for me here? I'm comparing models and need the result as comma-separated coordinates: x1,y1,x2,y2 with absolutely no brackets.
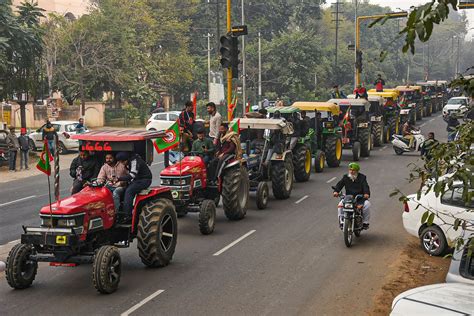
116,151,130,161
348,162,360,171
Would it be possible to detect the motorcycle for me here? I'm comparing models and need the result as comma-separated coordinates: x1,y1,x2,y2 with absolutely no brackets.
391,130,425,155
333,187,366,248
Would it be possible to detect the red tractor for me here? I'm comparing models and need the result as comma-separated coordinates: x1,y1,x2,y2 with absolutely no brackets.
5,130,178,294
160,152,249,235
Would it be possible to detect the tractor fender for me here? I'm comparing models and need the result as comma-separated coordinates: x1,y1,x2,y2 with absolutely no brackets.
216,155,239,179
131,187,173,233
271,150,291,161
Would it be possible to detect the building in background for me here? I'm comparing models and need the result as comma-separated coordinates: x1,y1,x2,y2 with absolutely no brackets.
12,0,90,18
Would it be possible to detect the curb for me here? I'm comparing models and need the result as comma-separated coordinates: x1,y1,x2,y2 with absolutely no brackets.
0,261,5,272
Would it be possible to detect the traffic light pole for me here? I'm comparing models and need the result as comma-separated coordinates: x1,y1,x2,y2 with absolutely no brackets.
226,0,232,121
355,11,407,87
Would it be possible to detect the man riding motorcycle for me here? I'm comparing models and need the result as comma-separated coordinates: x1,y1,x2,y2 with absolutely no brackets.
402,121,419,149
333,162,371,230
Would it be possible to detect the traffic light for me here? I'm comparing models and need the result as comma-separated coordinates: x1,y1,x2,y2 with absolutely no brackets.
220,34,240,78
356,50,363,72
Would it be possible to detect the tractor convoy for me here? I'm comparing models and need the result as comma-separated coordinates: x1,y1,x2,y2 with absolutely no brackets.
5,82,448,294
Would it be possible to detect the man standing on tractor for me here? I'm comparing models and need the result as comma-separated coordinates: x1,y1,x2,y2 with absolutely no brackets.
289,111,302,150
373,74,385,92
333,162,371,230
97,153,129,212
116,152,153,223
331,85,347,99
192,128,215,164
207,102,222,145
70,150,100,194
179,101,195,134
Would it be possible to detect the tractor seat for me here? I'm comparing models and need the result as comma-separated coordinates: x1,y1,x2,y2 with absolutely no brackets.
139,189,151,195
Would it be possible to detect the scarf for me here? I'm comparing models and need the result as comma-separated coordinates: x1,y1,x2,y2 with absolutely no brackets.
221,131,242,160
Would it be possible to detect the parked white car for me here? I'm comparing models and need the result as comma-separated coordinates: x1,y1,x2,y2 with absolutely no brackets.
146,111,180,131
391,283,474,315
29,120,87,154
446,236,474,285
443,97,470,117
402,182,474,256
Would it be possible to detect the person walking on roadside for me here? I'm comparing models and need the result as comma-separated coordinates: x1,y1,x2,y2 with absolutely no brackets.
42,120,57,155
207,102,222,145
373,74,385,92
18,130,31,170
75,117,87,134
331,85,347,99
6,127,19,172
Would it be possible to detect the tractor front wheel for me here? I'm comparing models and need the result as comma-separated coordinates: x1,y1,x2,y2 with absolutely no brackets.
256,181,269,210
137,198,177,267
199,200,216,235
372,122,383,147
314,150,325,173
5,244,38,290
92,245,121,294
359,128,371,157
271,157,294,200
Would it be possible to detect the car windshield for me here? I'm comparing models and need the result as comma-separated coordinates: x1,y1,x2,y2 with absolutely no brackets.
447,99,466,105
65,124,78,132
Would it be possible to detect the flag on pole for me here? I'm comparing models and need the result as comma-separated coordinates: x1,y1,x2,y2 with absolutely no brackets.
228,93,238,121
153,120,180,153
230,118,240,135
342,106,352,130
36,140,53,176
192,91,197,117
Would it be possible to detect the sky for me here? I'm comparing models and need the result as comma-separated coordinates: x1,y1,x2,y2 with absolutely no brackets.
368,0,474,40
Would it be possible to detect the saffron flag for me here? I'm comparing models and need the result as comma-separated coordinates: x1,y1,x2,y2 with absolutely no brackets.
36,140,53,176
230,119,240,135
154,120,180,153
228,94,238,121
192,91,197,117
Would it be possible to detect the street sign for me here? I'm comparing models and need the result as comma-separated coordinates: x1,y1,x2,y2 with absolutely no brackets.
348,44,355,51
231,25,248,36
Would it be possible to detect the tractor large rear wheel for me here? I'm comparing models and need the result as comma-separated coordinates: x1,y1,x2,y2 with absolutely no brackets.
372,122,383,147
293,144,311,182
324,135,342,167
271,157,294,200
5,244,38,290
137,198,177,267
222,166,249,220
359,128,371,157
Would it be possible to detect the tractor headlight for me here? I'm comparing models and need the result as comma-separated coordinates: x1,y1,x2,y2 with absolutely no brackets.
324,122,334,129
58,218,78,227
41,217,52,227
172,178,189,186
161,178,171,185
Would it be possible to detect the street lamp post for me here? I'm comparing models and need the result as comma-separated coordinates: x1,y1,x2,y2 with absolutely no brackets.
17,92,28,132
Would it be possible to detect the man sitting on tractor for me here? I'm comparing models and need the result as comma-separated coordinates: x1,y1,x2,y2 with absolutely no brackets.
289,111,302,150
209,123,242,182
116,152,153,223
97,153,129,212
70,150,100,194
191,128,215,164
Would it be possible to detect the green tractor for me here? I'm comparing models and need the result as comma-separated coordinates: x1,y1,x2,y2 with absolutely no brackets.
267,106,313,182
348,95,386,147
367,90,401,142
328,98,373,161
292,101,343,170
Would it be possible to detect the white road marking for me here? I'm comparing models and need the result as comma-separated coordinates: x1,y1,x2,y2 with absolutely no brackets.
429,118,435,122
8,239,20,244
151,161,164,166
213,230,256,256
326,177,337,183
0,195,37,208
364,157,369,160
419,123,426,127
121,289,165,316
295,195,308,204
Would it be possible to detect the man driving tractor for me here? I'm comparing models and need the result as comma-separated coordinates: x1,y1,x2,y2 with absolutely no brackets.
191,128,215,164
333,163,371,230
97,153,129,212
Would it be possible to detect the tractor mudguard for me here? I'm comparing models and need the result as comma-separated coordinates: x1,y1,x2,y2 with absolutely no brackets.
131,187,173,233
271,150,291,161
216,155,239,179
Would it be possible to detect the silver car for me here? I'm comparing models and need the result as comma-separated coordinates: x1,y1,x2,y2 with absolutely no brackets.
29,120,87,154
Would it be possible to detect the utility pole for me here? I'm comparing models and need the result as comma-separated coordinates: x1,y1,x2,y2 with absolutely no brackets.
331,1,343,84
353,0,358,88
456,36,460,76
216,0,220,56
205,33,213,99
258,32,262,108
241,0,246,115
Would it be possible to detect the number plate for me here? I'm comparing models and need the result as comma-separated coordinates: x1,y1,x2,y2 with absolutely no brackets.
56,235,67,245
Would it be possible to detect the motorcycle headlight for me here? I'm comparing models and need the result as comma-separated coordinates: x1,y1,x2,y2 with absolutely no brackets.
344,203,353,208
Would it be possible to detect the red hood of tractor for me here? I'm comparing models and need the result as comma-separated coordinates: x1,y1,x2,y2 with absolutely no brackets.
160,156,206,177
39,186,113,216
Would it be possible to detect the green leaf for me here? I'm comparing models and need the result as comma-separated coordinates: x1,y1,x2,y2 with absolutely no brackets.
427,213,435,226
421,211,429,224
453,218,460,231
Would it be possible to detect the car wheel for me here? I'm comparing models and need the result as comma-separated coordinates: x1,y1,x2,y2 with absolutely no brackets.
420,226,447,256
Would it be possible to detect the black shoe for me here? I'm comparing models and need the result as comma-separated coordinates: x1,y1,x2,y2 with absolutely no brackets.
339,222,343,230
363,223,369,230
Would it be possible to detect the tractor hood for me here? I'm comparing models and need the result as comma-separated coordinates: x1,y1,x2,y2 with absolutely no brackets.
39,187,112,216
160,156,206,177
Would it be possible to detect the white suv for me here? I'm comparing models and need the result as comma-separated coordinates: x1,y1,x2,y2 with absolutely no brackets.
146,111,180,131
443,97,470,117
29,120,88,154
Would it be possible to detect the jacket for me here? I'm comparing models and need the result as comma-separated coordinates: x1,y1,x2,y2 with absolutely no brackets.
179,110,195,133
6,133,19,151
18,135,30,151
219,131,242,159
97,162,128,187
119,154,152,182
334,173,370,196
70,156,100,182
191,138,215,156
42,125,57,141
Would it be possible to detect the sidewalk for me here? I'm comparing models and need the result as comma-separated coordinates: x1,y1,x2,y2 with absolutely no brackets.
0,152,75,184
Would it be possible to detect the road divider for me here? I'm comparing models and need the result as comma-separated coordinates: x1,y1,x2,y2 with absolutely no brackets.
0,195,37,208
295,195,308,204
326,177,337,184
213,230,256,256
121,289,165,316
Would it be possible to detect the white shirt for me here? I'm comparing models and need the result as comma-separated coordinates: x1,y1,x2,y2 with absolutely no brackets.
209,111,222,139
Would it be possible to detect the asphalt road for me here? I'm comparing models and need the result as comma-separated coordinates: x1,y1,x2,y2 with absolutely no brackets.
0,114,447,315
